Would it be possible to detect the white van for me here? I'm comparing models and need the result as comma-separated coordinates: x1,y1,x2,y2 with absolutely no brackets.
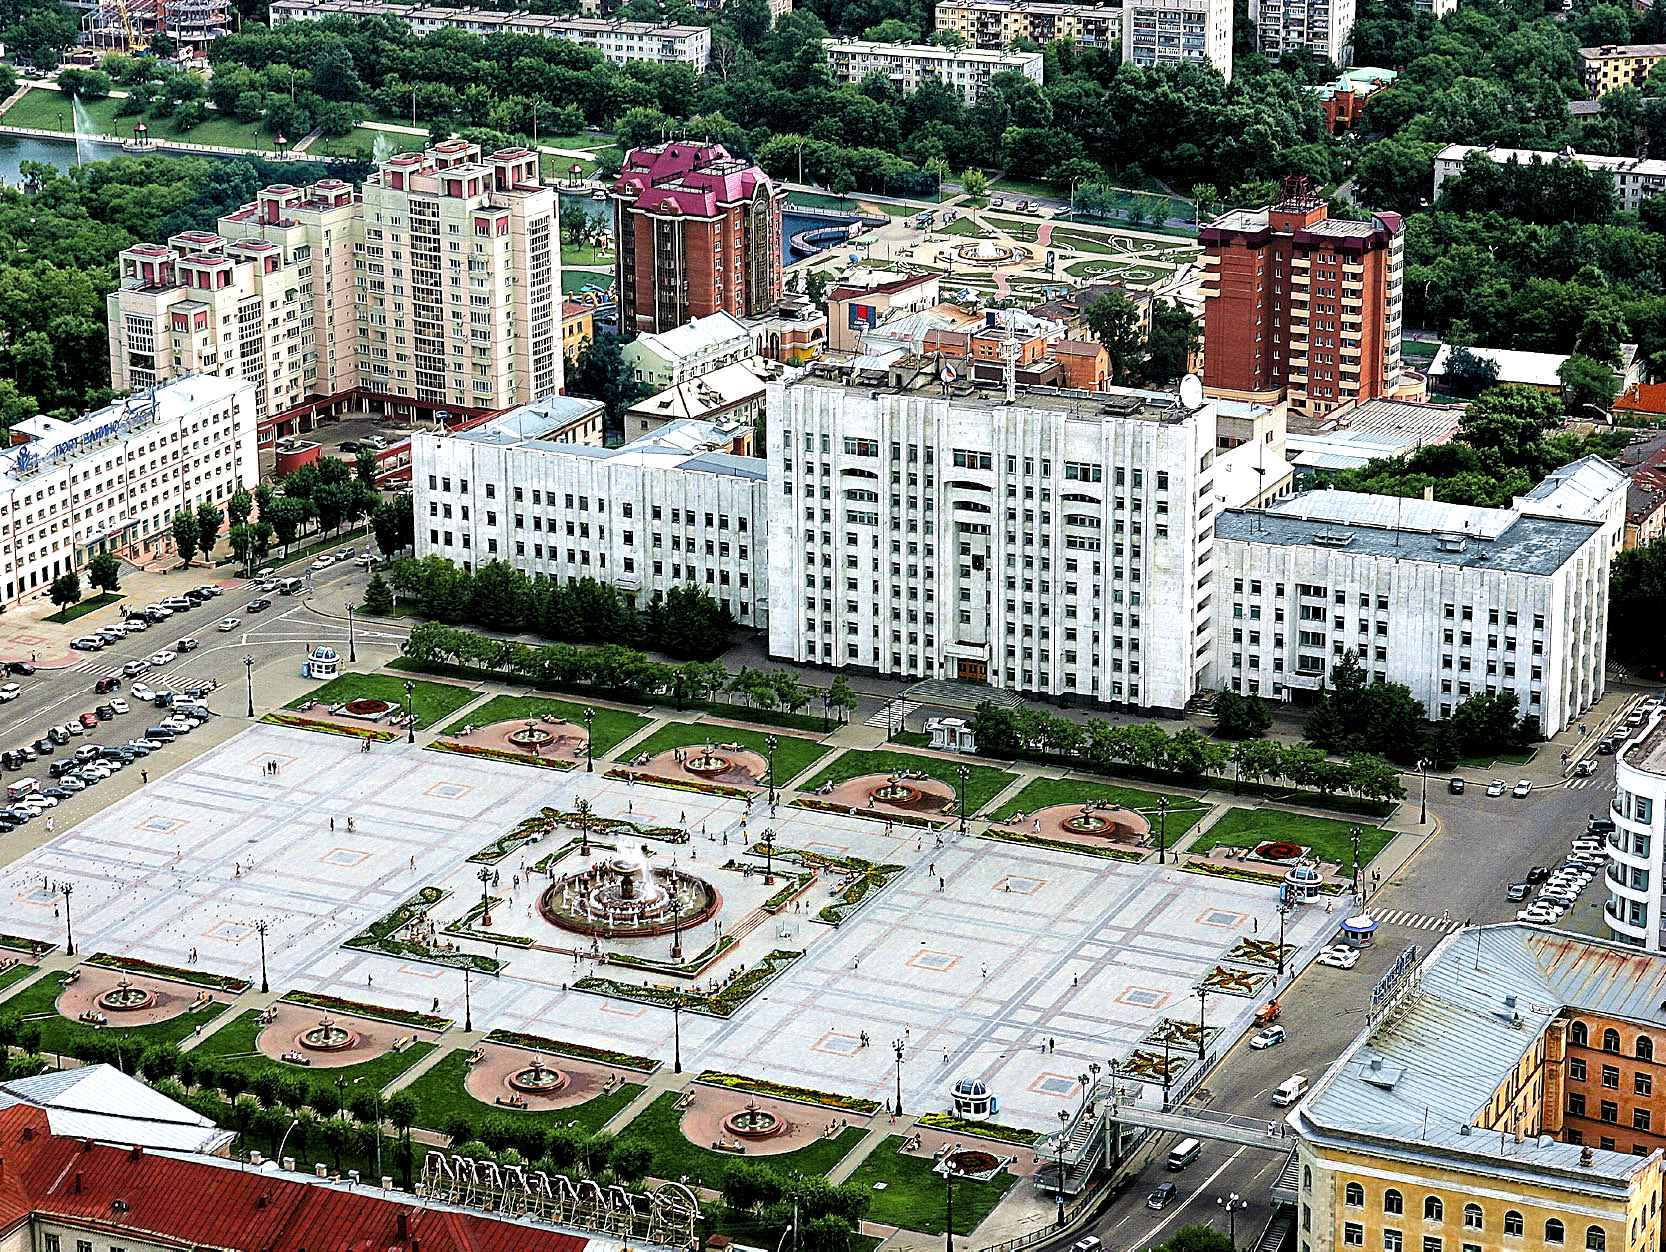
1166,1137,1202,1170
5,778,39,802
279,577,306,596
1271,1074,1309,1107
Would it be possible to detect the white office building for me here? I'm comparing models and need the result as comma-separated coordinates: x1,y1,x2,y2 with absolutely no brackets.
766,369,1279,710
1433,144,1666,214
1122,0,1232,78
1212,484,1611,734
1250,0,1352,66
622,311,756,390
1609,707,1666,950
821,40,1044,102
0,375,258,605
414,401,768,630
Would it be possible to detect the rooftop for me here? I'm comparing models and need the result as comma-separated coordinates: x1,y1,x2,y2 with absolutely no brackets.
1622,707,1666,777
1216,488,1604,576
631,311,753,363
1428,343,1569,388
1435,143,1666,179
271,0,706,33
1295,924,1666,1193
626,360,774,421
444,411,763,480
822,37,1044,63
0,1065,233,1156
1514,454,1628,521
1580,41,1666,56
454,394,605,446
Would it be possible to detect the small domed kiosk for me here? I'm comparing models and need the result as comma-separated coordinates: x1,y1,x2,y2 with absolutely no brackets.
304,644,341,680
950,1076,998,1120
1283,861,1324,902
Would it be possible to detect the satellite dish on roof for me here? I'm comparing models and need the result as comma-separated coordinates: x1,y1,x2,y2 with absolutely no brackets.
1179,373,1205,410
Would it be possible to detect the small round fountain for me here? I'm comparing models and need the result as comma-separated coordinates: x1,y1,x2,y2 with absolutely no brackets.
342,697,393,719
97,978,156,1013
540,851,720,938
684,748,732,776
1062,807,1112,835
298,1015,359,1052
952,237,1019,266
870,774,920,804
722,1101,786,1140
508,722,555,750
507,1055,570,1095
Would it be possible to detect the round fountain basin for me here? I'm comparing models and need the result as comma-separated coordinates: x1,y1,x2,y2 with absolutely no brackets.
540,864,721,939
298,1022,359,1052
685,751,732,776
508,725,555,748
507,1062,570,1094
97,982,156,1012
870,781,919,804
723,1106,786,1139
1062,812,1112,835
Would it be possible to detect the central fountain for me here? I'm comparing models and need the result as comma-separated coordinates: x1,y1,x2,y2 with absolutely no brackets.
298,1015,359,1053
684,748,732,776
1061,806,1113,835
97,978,156,1013
508,722,556,750
507,1054,570,1095
722,1101,786,1140
540,849,720,939
869,774,920,804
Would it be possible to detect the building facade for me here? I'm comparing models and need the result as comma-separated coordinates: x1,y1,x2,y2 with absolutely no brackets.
269,0,712,66
1120,0,1232,79
1212,485,1610,734
1580,43,1666,97
1433,144,1666,214
612,143,784,337
821,40,1045,101
932,0,1122,50
1200,187,1404,420
1608,709,1666,950
765,368,1276,710
1250,0,1352,65
109,144,561,439
0,375,258,605
623,310,756,389
414,410,769,629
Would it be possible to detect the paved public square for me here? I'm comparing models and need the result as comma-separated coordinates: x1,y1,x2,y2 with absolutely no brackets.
0,723,1335,1130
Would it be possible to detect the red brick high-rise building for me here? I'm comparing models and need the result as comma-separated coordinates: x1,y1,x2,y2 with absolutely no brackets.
612,142,785,337
1199,180,1404,419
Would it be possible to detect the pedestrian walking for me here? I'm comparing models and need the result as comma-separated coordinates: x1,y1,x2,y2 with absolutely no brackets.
330,817,336,832
142,770,148,784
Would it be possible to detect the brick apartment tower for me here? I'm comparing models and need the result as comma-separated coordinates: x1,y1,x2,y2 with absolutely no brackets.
612,142,785,336
1199,179,1404,419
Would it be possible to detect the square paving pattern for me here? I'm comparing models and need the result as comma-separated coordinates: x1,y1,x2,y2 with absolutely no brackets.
0,725,1334,1131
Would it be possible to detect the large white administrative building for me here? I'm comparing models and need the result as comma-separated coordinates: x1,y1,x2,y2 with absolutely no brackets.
413,398,769,630
1212,481,1614,735
0,374,258,606
765,369,1285,710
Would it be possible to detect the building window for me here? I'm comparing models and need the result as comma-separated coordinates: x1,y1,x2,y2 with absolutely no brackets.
1346,1184,1365,1208
1586,1229,1606,1252
1602,1065,1620,1088
1546,1221,1565,1245
1637,1035,1654,1062
1385,1191,1403,1216
1346,1226,1364,1247
1303,1166,1312,1192
1386,1232,1403,1252
1424,1240,1442,1252
1637,1072,1652,1097
1603,1028,1621,1053
1601,1100,1618,1123
1634,1108,1651,1132
1505,1212,1524,1238
1571,1021,1589,1047
1424,1198,1444,1223
1463,1207,1483,1231
1570,1057,1587,1080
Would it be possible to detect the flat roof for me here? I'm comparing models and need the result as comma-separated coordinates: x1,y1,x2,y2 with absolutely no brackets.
784,368,1207,425
1296,924,1666,1191
822,38,1043,63
1622,708,1666,777
1435,143,1666,178
1581,42,1666,57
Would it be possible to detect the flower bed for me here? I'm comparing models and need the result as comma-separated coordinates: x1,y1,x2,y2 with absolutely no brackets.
0,934,53,957
429,740,574,770
791,796,944,828
977,827,1145,862
762,847,904,927
575,949,802,1018
483,1029,660,1073
606,935,735,977
1183,858,1345,893
696,1070,881,1114
280,990,451,1032
86,953,251,993
603,767,752,800
442,896,536,948
916,1111,1042,1145
760,873,815,912
467,832,536,865
343,886,504,974
261,712,398,742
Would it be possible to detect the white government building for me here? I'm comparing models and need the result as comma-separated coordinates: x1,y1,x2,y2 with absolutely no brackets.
820,40,1045,102
1611,706,1666,950
0,375,258,606
413,399,769,630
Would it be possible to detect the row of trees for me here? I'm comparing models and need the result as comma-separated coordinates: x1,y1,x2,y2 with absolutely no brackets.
969,702,1406,807
385,558,737,660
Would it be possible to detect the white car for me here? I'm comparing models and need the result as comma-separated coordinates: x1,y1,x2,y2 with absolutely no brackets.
58,776,85,793
1486,780,1506,797
161,718,193,735
108,698,129,715
1570,838,1604,854
1518,904,1562,923
310,556,333,571
336,547,354,560
19,793,55,809
218,617,240,632
130,684,157,704
0,683,19,702
121,660,149,677
1512,780,1532,798
148,650,177,667
1317,945,1361,970
1250,1025,1286,1050
122,617,149,633
145,604,172,618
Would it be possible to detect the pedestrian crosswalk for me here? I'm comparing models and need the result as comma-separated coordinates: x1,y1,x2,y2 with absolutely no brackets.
864,698,921,730
1566,776,1601,791
1367,907,1463,934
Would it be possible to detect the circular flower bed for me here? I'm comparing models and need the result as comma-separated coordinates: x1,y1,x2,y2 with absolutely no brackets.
1252,840,1306,862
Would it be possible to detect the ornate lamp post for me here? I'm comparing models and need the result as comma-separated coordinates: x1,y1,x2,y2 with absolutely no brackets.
1054,1109,1069,1225
1197,986,1209,1060
761,827,776,883
766,734,778,805
583,707,596,773
575,797,592,855
348,604,357,664
956,764,969,834
405,680,416,744
1417,757,1429,825
244,654,255,718
1219,1193,1248,1248
672,987,683,1075
670,864,684,960
891,1036,906,1115
1350,824,1362,901
60,882,74,956
463,964,472,1032
477,865,493,927
1161,1031,1173,1110
256,919,270,994
1158,794,1169,864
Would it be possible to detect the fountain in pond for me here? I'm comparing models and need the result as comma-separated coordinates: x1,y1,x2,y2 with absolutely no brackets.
297,1015,359,1052
539,842,720,939
372,131,395,163
71,94,96,168
507,1054,570,1095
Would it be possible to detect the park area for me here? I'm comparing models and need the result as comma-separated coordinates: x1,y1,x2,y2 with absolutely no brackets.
283,672,478,731
802,749,1017,817
1188,808,1391,869
2,87,271,151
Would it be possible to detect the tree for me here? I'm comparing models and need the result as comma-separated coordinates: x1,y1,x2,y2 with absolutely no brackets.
1559,354,1619,417
355,447,380,486
362,571,394,615
1143,300,1198,385
1160,1226,1235,1252
228,486,254,529
49,571,81,613
1611,540,1666,677
87,550,121,594
566,331,650,430
1084,292,1145,384
642,585,735,660
171,510,199,568
1214,690,1272,740
970,701,1020,756
371,494,415,555
1441,345,1500,399
959,168,988,203
195,500,223,560
1447,689,1524,758
827,674,858,725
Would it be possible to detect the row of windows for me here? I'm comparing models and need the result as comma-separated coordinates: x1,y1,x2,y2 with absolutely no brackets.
1569,1021,1656,1057
1338,1190,1599,1249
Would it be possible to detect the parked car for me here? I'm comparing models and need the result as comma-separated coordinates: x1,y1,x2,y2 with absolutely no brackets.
58,776,85,793
121,617,149,633
1447,777,1465,794
77,712,98,729
130,684,157,704
0,684,19,703
1317,945,1360,970
309,556,333,572
94,704,115,720
177,637,199,653
1598,737,1619,754
6,661,34,676
1588,818,1617,836
340,440,361,452
30,738,53,755
336,547,354,561
109,698,129,715
1507,882,1531,901
1525,865,1551,883
161,596,192,612
70,636,103,651
1486,780,1506,797
1512,779,1532,798
1576,759,1598,777
1250,1025,1287,1050
94,676,120,694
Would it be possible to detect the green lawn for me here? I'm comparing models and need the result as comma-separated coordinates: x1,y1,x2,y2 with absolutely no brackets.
440,694,647,758
803,750,1018,816
541,131,617,151
546,153,599,180
985,215,1040,241
623,1091,864,1187
189,1010,435,1103
624,723,831,787
560,241,615,266
846,1136,1018,1235
942,216,991,237
564,271,614,295
0,963,38,997
398,1049,642,1135
990,777,1208,837
988,175,1062,198
47,592,123,624
1188,807,1391,869
1,88,270,150
787,191,859,212
1049,227,1120,255
0,972,230,1059
306,126,425,161
288,672,477,729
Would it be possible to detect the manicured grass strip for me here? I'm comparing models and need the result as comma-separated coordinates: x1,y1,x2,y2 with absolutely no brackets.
915,1111,1041,1145
563,271,614,294
697,1071,879,1113
87,953,250,993
0,934,53,957
288,672,477,729
803,749,1018,816
47,592,123,624
1,972,228,1056
399,1049,642,1134
1189,807,1391,868
0,963,37,997
989,777,1208,837
625,723,830,786
845,1136,1017,1235
485,1029,658,1072
282,990,450,1032
560,242,614,266
624,1091,864,1188
189,1009,435,1102
439,694,647,758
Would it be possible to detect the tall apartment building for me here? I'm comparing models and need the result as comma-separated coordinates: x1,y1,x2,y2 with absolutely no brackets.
1611,708,1666,949
269,0,712,66
1212,484,1610,734
612,143,784,337
1292,924,1666,1252
414,405,768,629
1433,144,1666,214
1200,186,1403,420
109,143,561,438
766,367,1280,711
1250,0,1352,65
1120,0,1232,79
933,0,1122,50
821,40,1045,101
1580,42,1666,96
0,375,258,605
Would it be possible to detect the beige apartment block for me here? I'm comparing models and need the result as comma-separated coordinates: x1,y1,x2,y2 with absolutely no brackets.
933,0,1121,50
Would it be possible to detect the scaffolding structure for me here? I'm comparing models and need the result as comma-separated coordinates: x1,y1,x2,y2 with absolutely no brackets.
78,0,231,58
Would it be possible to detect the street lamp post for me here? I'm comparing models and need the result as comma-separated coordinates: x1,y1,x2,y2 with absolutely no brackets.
405,680,415,744
670,866,684,960
1219,1193,1248,1248
1197,986,1208,1060
1161,1032,1172,1110
244,654,255,718
944,1159,958,1252
956,764,969,835
1158,795,1169,864
672,987,683,1074
1350,824,1362,901
60,883,74,956
256,919,270,994
1417,757,1429,825
766,734,778,806
583,707,596,773
348,605,357,664
477,865,493,927
576,797,592,855
1053,1109,1069,1225
463,965,472,1032
1277,895,1286,979
761,827,775,883
891,1037,905,1115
